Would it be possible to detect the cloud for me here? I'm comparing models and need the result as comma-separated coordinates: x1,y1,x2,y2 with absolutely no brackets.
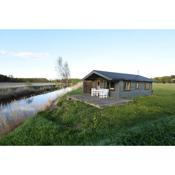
13,51,49,59
0,50,8,55
0,50,49,59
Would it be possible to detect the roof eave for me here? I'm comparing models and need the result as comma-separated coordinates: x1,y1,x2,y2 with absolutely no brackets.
83,70,112,81
112,78,153,82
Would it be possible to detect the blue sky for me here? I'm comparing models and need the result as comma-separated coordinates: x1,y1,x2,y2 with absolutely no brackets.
0,30,174,79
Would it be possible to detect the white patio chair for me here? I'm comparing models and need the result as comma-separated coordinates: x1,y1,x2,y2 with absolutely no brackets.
99,89,105,98
91,88,96,96
103,89,109,98
95,89,99,96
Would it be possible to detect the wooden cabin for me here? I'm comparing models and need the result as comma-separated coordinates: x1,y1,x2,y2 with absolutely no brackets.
83,70,153,99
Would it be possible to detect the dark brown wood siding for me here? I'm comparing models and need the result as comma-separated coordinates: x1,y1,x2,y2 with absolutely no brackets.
83,80,93,93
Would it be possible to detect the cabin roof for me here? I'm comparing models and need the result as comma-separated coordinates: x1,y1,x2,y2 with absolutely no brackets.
83,70,153,82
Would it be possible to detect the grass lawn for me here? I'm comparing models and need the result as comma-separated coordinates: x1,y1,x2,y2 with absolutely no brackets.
0,84,175,145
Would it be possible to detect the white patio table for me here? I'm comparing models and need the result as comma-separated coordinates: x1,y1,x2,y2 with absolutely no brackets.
91,88,109,98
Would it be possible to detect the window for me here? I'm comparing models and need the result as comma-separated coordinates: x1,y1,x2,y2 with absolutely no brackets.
110,82,115,90
136,82,139,89
145,83,150,90
124,81,131,91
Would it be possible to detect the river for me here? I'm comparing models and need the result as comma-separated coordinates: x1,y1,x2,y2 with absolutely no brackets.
0,87,73,135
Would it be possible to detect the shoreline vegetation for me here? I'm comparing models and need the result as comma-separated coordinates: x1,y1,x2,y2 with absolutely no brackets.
0,74,50,83
0,83,175,145
0,82,82,136
0,79,81,104
0,85,57,104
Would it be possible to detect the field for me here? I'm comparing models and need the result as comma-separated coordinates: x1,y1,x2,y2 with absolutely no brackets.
0,83,175,145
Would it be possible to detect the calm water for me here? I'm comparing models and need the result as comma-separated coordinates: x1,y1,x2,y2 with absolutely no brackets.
0,87,72,134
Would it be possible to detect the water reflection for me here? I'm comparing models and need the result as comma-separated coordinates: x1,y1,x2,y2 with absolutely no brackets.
26,98,34,104
0,87,72,134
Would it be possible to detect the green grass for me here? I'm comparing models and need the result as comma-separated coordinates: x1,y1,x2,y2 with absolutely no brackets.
0,83,175,145
70,79,81,85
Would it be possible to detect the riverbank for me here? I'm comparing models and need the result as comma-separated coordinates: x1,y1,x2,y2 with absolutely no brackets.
0,84,175,145
0,84,57,104
0,82,82,135
0,80,81,104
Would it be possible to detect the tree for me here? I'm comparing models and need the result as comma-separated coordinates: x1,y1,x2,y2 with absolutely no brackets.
56,57,71,87
8,75,14,79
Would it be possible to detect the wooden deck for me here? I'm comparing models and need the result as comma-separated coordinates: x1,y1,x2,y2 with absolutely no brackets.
68,94,132,108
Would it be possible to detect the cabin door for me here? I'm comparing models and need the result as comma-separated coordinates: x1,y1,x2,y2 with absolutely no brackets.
97,80,100,89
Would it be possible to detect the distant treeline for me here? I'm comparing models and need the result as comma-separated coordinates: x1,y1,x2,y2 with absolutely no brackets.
0,74,81,84
0,74,49,83
154,75,175,83
54,78,81,85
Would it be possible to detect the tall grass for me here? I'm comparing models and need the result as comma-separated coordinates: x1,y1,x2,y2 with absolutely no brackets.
0,83,175,145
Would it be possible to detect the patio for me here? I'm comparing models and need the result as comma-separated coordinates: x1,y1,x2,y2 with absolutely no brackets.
67,94,132,108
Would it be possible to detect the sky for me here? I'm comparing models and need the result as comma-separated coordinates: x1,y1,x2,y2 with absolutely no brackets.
0,30,174,79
